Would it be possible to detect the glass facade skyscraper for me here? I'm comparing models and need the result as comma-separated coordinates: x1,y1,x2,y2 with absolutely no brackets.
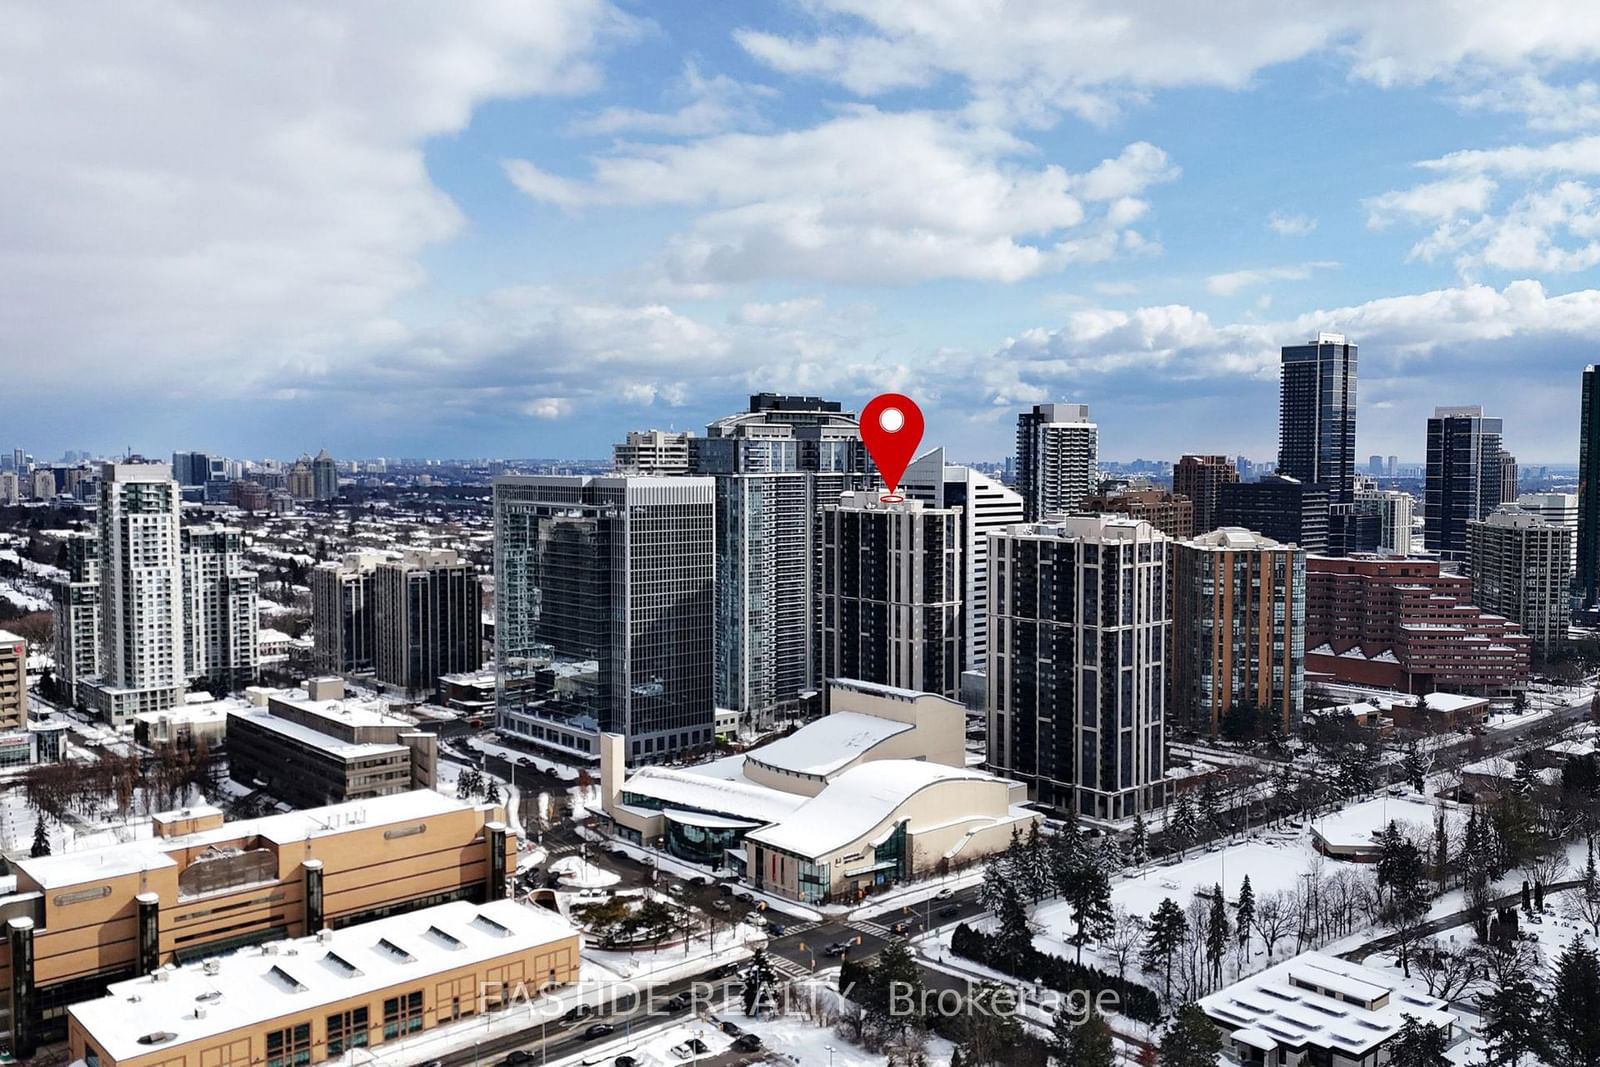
1424,405,1505,563
1580,366,1600,607
1278,333,1357,505
493,475,714,762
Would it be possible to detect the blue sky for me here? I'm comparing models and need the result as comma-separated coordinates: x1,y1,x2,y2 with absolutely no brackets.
6,1,1600,464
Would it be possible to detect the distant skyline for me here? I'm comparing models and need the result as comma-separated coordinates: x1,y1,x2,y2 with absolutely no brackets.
7,4,1600,464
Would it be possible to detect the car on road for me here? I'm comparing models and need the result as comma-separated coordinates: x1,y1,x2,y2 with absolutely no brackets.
938,904,960,918
418,1061,446,1067
890,920,912,935
824,941,851,956
767,922,786,936
615,1057,638,1067
932,887,955,901
661,992,691,1012
719,883,735,896
690,874,712,886
732,1033,763,1052
563,1004,597,1022
583,1023,616,1040
668,882,686,896
500,1052,535,1065
710,962,741,978
734,890,757,903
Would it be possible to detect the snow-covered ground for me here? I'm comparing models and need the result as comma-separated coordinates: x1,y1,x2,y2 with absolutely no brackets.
550,855,622,889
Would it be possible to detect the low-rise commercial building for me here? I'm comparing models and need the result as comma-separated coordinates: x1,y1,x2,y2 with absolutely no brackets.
1199,952,1455,1067
227,679,437,809
0,790,515,1053
67,898,577,1067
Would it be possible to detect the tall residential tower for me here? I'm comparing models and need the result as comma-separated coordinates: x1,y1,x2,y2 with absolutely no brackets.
1278,333,1357,504
1015,403,1098,521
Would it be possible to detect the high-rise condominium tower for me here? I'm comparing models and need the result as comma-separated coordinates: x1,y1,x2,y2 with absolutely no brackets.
374,549,481,695
1173,454,1239,535
903,448,1025,674
1170,528,1305,737
1279,333,1357,504
180,524,258,691
1424,405,1505,563
494,475,715,762
988,514,1169,822
311,551,385,675
613,430,694,475
693,394,865,725
51,530,99,707
1015,402,1098,521
819,494,963,701
1580,366,1600,607
1469,508,1574,654
85,461,186,723
311,449,338,501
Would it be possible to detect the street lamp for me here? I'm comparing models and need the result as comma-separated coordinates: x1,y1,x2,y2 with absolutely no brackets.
824,1043,836,1067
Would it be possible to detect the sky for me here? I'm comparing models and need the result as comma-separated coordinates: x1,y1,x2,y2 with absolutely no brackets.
7,2,1600,465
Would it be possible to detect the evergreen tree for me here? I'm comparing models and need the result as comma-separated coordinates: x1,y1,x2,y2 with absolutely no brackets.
1482,975,1544,1067
484,779,501,805
866,939,924,1040
1388,1015,1450,1067
1052,1003,1115,1067
1401,741,1427,794
1024,822,1052,902
1168,791,1199,858
992,876,1034,969
1431,814,1450,892
1546,940,1600,1067
1128,811,1150,867
1198,778,1224,837
1060,853,1114,963
742,947,778,1017
1157,1004,1221,1067
1204,884,1230,985
1141,897,1189,1002
29,820,49,858
1376,822,1430,976
1235,875,1255,951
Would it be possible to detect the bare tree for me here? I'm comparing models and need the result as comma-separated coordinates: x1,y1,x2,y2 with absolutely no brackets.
1254,893,1293,959
1413,940,1481,1001
1103,907,1145,982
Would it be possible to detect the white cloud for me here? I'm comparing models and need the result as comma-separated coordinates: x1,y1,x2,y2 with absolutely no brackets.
505,110,1177,284
1268,211,1318,237
566,63,774,137
0,1,632,393
1417,134,1600,178
734,2,1600,125
1205,261,1339,296
1364,175,1498,227
1456,74,1600,132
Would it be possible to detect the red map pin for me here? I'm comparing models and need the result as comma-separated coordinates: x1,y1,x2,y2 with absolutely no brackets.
860,393,924,501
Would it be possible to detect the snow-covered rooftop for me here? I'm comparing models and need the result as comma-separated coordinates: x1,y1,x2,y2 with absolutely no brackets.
69,899,575,1064
620,766,806,825
1198,952,1455,1057
227,707,409,759
746,712,913,778
744,760,998,858
14,790,470,890
1310,796,1453,852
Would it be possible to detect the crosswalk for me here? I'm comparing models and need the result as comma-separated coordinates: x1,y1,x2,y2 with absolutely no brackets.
851,919,893,938
771,957,811,980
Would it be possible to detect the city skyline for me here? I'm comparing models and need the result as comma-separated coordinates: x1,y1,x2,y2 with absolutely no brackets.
5,5,1600,463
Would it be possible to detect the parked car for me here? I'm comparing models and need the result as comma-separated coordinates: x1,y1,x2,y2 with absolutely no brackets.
733,1033,763,1052
501,1052,534,1066
712,899,733,913
720,1021,743,1036
668,883,686,896
734,890,757,903
662,992,691,1012
719,883,735,897
690,874,712,886
583,1023,616,1040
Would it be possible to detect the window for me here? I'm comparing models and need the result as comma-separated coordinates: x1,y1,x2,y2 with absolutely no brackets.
326,1007,369,1056
383,990,424,1039
266,1023,312,1067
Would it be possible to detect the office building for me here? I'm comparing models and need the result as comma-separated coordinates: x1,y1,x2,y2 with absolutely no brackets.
0,790,516,1053
1015,402,1098,521
1218,474,1328,552
168,451,218,488
494,475,715,761
693,395,865,724
1353,483,1416,554
181,524,259,692
1500,451,1519,503
50,531,99,708
82,461,187,725
227,678,438,808
0,632,22,731
1305,556,1530,693
1084,486,1194,540
1424,405,1505,563
989,515,1169,823
1368,454,1384,478
1469,508,1574,655
29,470,54,500
374,549,482,696
0,472,16,506
1581,366,1600,607
1173,454,1238,534
1516,492,1579,593
820,494,963,701
1171,529,1305,737
614,429,693,474
1328,501,1382,556
68,898,578,1067
1279,333,1357,504
311,551,386,675
903,448,1025,672
312,448,338,501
